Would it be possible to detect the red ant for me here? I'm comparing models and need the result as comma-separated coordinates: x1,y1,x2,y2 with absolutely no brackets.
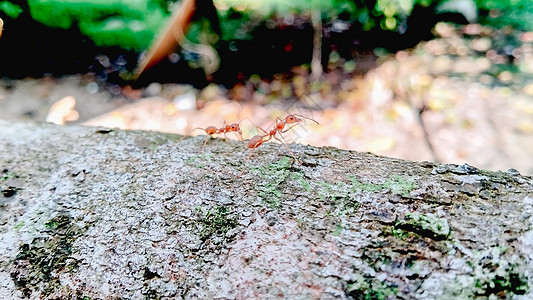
255,114,320,141
262,114,319,163
193,122,243,140
238,114,319,176
190,120,244,151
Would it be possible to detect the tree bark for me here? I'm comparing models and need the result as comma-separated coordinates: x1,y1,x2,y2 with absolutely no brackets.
0,120,532,299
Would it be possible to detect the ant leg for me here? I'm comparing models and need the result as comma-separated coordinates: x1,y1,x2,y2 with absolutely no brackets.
256,125,268,135
274,133,301,164
238,148,257,177
280,123,300,134
239,118,266,136
201,135,211,153
233,132,243,141
221,120,227,141
236,117,258,139
238,117,256,127
255,126,274,144
179,127,203,141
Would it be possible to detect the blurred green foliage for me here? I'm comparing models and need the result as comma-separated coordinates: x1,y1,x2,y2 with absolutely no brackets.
26,0,168,49
0,0,531,50
213,0,532,39
28,0,169,49
475,0,533,31
213,0,471,34
0,1,22,18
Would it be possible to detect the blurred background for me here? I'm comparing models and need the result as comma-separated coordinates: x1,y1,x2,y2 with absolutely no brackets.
0,0,532,174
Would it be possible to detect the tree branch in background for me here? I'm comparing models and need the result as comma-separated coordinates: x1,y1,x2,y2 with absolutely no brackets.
310,0,322,82
135,0,196,76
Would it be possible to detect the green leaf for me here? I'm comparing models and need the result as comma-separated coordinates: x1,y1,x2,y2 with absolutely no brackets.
0,1,23,19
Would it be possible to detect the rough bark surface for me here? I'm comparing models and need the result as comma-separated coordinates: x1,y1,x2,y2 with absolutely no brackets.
1,120,533,299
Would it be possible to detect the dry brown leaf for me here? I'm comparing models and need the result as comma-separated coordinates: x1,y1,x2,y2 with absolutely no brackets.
135,0,196,76
46,96,79,125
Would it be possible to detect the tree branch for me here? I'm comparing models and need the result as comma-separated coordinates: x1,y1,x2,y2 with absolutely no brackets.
1,120,532,299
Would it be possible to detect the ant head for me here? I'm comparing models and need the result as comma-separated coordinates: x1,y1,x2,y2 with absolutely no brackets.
229,123,240,131
290,114,319,125
285,114,303,124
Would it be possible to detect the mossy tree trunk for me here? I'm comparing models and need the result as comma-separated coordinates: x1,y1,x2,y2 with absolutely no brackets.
1,120,532,299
